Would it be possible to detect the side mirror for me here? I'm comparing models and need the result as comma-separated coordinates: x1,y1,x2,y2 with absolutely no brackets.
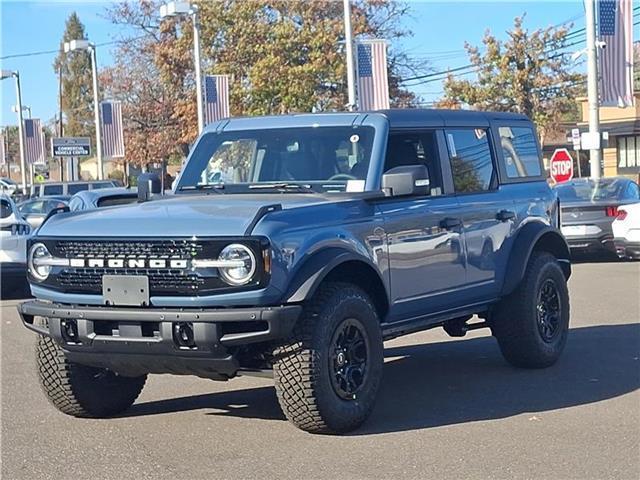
381,165,430,197
137,172,162,202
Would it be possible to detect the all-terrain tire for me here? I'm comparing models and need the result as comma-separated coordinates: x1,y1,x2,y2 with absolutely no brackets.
273,282,384,434
492,252,570,368
36,335,147,417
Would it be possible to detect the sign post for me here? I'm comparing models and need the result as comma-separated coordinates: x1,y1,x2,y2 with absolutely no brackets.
550,148,574,184
51,137,91,182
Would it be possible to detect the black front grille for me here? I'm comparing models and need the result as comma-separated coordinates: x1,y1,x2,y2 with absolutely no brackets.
39,237,267,296
58,268,205,295
54,240,204,259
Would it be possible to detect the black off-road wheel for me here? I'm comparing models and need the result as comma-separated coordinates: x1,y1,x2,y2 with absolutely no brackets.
36,335,147,417
492,252,570,368
273,282,384,434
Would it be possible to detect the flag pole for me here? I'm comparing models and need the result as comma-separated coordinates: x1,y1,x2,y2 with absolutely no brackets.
585,0,602,179
343,0,357,111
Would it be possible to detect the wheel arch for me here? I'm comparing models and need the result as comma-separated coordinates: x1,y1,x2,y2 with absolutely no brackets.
501,222,571,297
284,248,389,321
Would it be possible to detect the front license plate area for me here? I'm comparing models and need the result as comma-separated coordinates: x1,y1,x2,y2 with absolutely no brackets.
102,275,150,306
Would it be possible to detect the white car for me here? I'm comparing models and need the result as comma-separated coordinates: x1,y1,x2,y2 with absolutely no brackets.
0,177,19,197
1,194,31,280
613,202,640,260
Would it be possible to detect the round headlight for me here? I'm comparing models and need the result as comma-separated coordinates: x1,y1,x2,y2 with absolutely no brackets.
218,243,256,286
28,242,52,282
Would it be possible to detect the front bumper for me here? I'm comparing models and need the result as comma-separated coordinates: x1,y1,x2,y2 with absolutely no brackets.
18,300,301,379
614,238,640,259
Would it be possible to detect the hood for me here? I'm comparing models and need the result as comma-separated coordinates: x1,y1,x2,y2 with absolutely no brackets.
36,193,335,237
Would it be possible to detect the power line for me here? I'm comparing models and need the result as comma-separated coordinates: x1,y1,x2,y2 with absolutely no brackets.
0,36,146,60
402,16,640,86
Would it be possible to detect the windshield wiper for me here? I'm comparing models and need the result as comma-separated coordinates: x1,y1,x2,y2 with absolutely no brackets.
248,182,313,191
178,184,225,192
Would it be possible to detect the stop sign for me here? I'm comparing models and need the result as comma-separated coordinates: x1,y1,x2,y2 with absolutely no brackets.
550,148,574,184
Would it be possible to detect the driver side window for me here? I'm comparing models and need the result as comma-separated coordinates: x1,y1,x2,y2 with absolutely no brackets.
384,131,443,196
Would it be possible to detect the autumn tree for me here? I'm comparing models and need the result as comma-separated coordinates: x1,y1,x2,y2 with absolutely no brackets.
101,0,424,166
53,13,94,138
440,16,585,139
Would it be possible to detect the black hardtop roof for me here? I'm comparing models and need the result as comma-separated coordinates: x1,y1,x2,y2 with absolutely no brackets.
376,108,530,128
207,108,532,133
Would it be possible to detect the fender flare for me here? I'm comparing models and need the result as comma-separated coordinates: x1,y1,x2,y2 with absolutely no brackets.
501,222,571,296
284,247,384,304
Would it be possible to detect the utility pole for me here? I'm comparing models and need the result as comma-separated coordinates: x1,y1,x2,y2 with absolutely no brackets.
14,73,27,195
343,0,357,111
58,65,64,181
192,5,204,133
89,45,104,180
585,0,602,179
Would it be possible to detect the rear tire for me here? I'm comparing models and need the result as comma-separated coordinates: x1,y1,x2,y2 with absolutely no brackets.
273,282,383,434
36,335,147,417
492,252,570,368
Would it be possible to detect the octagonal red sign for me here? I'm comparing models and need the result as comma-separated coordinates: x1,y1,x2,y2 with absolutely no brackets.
550,148,574,184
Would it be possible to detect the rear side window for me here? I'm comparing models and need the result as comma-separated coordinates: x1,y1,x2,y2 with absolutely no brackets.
498,126,542,178
43,184,63,196
625,182,639,200
67,183,89,195
92,182,114,190
445,129,494,193
97,195,137,208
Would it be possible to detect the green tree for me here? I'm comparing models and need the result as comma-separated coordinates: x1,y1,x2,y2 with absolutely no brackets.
440,16,585,140
53,13,94,138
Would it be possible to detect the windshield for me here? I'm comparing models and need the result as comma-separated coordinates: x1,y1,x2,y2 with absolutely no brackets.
176,126,375,193
555,179,627,202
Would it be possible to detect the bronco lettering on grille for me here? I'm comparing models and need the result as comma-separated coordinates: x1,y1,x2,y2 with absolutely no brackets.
70,258,189,269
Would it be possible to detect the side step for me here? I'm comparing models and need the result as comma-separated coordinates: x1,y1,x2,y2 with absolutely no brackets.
442,315,490,337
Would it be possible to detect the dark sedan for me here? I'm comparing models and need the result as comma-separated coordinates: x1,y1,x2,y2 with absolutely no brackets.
554,177,640,256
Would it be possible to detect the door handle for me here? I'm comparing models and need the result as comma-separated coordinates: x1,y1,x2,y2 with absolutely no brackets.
496,210,515,222
440,217,462,229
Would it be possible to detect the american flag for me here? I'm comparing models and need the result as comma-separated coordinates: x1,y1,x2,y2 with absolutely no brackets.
356,40,390,110
100,100,125,158
204,75,230,125
24,118,45,165
598,0,634,107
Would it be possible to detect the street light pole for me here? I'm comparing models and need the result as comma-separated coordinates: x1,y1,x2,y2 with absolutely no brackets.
64,39,104,180
343,0,357,111
160,2,205,133
89,45,104,180
2,70,28,194
191,6,204,133
585,0,602,179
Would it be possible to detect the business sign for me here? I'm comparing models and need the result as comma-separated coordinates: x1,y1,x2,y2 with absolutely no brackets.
550,148,574,184
51,137,91,157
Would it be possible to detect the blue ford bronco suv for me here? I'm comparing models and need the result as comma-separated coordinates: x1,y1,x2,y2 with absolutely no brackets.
19,110,571,434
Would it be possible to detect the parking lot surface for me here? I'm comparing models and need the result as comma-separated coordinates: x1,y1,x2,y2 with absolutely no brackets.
1,260,639,480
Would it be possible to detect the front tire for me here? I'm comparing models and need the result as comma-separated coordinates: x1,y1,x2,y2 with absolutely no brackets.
36,335,147,417
273,282,383,434
492,252,570,368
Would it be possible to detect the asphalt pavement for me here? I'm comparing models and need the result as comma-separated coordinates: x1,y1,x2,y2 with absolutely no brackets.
1,260,639,479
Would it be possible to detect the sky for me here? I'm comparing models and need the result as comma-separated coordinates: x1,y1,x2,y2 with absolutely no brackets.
0,0,618,129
